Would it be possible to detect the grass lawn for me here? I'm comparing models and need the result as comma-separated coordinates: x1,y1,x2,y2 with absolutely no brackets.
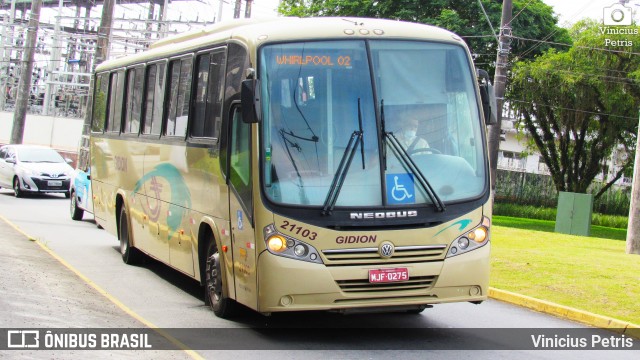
490,223,640,325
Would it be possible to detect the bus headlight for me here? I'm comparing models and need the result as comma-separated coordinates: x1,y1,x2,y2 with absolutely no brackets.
446,216,490,258
267,235,288,253
263,224,323,264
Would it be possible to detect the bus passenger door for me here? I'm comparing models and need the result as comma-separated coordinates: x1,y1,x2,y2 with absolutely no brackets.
228,107,257,310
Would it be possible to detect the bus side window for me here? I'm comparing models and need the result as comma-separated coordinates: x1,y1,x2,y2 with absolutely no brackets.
106,70,125,133
166,57,192,137
92,73,109,132
123,67,143,134
191,48,226,139
142,63,166,136
190,53,210,138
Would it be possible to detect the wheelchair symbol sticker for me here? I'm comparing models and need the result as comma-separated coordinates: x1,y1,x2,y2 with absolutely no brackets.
386,173,415,204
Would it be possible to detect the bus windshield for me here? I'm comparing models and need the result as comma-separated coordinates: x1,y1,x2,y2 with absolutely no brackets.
260,40,486,208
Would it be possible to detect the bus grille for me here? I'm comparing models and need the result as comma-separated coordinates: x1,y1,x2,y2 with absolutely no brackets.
336,276,437,293
322,245,447,266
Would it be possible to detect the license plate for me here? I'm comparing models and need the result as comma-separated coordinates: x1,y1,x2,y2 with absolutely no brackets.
369,268,409,283
47,180,62,187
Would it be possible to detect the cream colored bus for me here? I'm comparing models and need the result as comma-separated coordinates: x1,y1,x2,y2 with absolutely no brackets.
90,17,495,318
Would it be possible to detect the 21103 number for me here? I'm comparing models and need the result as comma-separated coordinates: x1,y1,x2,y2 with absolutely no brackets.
279,220,317,240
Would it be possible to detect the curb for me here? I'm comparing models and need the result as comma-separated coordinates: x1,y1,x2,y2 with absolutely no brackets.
489,287,640,338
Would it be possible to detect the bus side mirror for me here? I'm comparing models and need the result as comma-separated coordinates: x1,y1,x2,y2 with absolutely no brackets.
241,79,261,123
477,69,497,125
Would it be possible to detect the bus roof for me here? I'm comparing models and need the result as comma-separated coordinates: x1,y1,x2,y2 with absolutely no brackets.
95,17,466,72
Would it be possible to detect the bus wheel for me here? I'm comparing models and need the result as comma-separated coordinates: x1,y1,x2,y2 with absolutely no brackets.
119,206,141,264
70,191,84,220
205,240,236,318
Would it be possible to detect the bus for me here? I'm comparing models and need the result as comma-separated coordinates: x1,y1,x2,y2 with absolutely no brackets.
89,17,495,318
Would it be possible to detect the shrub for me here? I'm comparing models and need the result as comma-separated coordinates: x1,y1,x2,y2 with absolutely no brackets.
493,203,628,229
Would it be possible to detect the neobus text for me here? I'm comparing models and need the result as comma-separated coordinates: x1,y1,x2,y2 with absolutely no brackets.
350,210,418,220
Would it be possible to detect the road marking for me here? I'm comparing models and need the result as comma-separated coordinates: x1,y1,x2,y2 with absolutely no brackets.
0,214,204,359
489,287,640,337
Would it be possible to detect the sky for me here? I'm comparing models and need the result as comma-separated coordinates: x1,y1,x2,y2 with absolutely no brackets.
233,1,626,24
35,0,639,30
542,0,639,25
232,1,640,26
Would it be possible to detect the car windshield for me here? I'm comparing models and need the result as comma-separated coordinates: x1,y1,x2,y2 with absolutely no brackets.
16,148,65,163
260,40,487,208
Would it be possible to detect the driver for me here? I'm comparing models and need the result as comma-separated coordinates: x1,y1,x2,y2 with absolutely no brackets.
395,114,429,153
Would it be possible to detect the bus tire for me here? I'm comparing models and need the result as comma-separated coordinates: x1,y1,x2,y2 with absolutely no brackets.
70,190,84,220
205,239,236,318
119,206,141,264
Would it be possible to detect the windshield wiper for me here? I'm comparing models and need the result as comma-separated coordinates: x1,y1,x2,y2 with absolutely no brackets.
380,100,445,212
322,99,366,216
279,129,309,205
385,132,445,212
322,130,362,215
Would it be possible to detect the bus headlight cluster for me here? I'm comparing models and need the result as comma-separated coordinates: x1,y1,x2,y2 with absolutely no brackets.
446,216,490,258
263,224,323,264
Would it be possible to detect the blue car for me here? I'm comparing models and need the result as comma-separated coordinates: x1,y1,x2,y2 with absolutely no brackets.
69,135,93,221
69,168,93,220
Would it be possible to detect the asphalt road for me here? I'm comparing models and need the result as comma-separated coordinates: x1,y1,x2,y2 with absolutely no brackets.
0,189,637,359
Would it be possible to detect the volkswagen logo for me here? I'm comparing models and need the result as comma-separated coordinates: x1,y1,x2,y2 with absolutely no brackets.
379,241,395,259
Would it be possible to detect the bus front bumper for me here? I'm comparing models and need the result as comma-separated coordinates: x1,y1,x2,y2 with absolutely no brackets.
256,243,490,313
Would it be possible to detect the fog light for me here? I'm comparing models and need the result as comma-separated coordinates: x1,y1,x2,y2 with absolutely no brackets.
267,235,287,252
458,237,470,249
294,244,308,257
280,295,293,306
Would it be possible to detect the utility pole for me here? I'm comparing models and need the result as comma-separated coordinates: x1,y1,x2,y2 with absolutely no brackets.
245,0,253,18
42,0,64,116
85,0,116,135
626,110,640,255
95,0,116,67
10,0,42,144
487,0,513,191
217,0,224,22
234,0,242,18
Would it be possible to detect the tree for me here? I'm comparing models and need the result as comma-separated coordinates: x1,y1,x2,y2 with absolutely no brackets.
507,19,640,197
277,0,571,76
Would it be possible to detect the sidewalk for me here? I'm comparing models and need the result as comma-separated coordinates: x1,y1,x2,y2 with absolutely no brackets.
0,217,192,359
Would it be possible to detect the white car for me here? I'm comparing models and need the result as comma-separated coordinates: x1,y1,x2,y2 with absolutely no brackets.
0,144,74,198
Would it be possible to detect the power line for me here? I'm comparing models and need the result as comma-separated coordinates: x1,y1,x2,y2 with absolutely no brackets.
512,35,640,56
508,99,638,121
506,0,535,27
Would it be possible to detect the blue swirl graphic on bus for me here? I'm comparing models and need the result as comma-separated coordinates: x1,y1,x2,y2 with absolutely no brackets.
133,163,192,239
433,219,472,238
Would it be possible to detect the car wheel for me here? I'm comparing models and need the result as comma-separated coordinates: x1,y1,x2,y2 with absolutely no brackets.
119,206,141,264
205,238,237,318
13,177,22,198
70,190,84,221
64,191,70,199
